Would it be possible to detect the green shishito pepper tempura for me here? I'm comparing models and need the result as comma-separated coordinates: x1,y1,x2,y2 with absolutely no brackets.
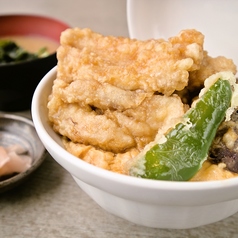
129,72,238,181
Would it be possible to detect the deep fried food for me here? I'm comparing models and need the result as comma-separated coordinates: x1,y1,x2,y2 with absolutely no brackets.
62,138,140,173
190,161,237,181
208,108,238,173
57,28,204,95
189,51,237,91
48,81,185,153
48,28,237,177
54,76,152,111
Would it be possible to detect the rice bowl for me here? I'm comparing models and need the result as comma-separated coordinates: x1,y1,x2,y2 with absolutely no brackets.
32,67,238,229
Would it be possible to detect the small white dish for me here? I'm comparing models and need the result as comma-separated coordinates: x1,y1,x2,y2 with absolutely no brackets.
127,0,238,67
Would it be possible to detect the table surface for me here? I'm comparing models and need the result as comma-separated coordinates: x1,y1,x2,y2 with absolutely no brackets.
1,0,238,237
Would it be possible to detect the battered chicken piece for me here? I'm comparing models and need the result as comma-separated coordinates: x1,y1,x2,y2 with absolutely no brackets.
54,76,152,111
48,85,185,153
62,138,140,173
189,51,237,91
176,52,237,104
57,28,204,95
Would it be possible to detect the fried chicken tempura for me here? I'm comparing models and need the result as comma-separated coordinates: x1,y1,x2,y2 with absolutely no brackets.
189,51,237,91
48,28,237,174
49,82,185,153
57,28,204,95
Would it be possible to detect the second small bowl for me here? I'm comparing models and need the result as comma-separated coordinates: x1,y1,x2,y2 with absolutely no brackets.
0,14,70,111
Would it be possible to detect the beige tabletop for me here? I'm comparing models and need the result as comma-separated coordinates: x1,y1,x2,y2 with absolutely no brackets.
0,0,238,237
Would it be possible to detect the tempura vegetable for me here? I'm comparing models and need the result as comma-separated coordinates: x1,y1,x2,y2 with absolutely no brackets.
129,73,236,181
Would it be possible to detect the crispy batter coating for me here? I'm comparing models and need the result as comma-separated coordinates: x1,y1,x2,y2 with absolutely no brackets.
62,138,140,173
48,28,237,175
190,161,238,181
57,28,205,95
189,51,237,91
55,76,152,111
48,80,185,153
176,52,237,104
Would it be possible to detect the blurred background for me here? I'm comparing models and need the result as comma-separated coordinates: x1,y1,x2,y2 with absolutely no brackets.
0,0,129,37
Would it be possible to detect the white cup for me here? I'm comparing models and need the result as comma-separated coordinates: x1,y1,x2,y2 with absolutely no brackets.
127,0,238,68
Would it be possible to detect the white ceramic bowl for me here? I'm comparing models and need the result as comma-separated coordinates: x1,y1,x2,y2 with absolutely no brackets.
127,0,238,69
32,67,238,229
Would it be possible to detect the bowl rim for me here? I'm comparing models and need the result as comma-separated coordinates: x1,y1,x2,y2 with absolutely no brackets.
31,66,238,195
